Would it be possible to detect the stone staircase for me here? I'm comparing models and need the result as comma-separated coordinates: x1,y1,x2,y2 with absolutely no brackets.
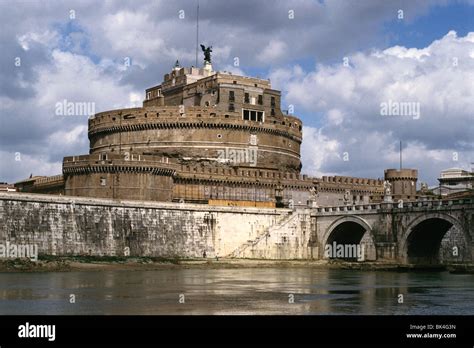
227,211,298,258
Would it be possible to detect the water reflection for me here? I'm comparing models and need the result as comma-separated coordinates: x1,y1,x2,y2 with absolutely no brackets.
0,269,472,315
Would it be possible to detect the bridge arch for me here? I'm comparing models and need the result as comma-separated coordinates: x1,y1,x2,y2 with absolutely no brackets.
399,212,469,265
320,216,376,261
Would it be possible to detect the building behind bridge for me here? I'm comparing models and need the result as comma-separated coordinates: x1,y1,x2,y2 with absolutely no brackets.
432,167,474,198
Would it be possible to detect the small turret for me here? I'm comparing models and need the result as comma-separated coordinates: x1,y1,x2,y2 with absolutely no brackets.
384,169,418,201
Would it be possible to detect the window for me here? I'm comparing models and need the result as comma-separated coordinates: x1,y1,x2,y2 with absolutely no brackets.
242,109,264,122
258,95,263,105
250,110,257,121
99,153,107,161
100,177,106,186
271,108,275,116
146,92,151,100
228,103,235,112
229,91,235,101
271,96,276,107
244,93,250,103
243,109,250,120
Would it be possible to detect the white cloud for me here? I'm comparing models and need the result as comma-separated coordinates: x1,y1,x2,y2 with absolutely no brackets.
48,125,88,147
301,126,340,177
1,44,142,182
1,1,473,185
17,30,59,51
0,150,62,182
275,31,474,184
327,109,344,126
36,49,142,110
100,11,165,62
258,40,287,63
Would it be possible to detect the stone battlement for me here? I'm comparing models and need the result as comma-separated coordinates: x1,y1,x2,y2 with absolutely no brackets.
384,168,418,180
321,175,382,186
63,153,177,176
88,106,302,139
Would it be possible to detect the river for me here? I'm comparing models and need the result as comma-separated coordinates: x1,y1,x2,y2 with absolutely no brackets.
0,268,472,315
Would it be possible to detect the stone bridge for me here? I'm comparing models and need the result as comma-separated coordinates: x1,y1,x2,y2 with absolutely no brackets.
309,198,473,264
231,198,474,265
308,198,474,264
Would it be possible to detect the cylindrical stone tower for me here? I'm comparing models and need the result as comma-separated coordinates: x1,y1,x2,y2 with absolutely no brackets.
384,169,418,201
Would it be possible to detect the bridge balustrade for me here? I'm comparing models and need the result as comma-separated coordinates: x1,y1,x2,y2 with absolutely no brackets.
311,197,472,215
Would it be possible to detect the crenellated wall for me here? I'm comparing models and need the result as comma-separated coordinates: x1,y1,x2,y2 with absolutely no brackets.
87,106,302,172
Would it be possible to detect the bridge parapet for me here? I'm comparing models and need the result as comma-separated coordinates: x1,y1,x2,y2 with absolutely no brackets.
312,198,473,216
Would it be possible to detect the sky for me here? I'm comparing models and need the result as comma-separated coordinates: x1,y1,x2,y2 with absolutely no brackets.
0,0,473,186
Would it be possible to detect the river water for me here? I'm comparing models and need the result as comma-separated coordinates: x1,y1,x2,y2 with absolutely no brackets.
0,268,473,315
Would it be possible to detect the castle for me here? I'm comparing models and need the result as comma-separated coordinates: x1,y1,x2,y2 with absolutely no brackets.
6,51,474,266
14,55,419,207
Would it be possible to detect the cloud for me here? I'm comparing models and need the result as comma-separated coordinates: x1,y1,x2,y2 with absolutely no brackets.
100,11,166,63
0,46,141,182
258,40,287,63
274,31,474,184
0,0,471,185
301,126,340,177
0,150,62,184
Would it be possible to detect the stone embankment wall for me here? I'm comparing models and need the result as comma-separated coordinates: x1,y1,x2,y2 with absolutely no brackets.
1,193,471,263
0,192,307,259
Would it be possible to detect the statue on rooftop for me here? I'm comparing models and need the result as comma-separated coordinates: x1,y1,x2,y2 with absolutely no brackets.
383,180,392,196
420,182,429,193
200,44,212,64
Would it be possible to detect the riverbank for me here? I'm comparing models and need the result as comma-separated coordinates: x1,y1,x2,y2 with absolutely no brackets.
0,256,469,273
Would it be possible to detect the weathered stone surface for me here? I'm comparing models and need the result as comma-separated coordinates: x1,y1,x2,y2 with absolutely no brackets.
1,193,472,264
0,193,289,258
